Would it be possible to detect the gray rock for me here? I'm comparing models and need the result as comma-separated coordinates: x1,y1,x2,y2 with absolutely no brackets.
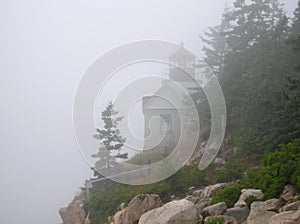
192,189,203,197
224,206,249,223
247,201,277,224
214,157,226,165
196,198,212,213
280,201,300,212
119,202,126,210
256,198,282,212
185,195,200,204
114,194,163,224
280,185,296,204
234,189,264,207
188,186,196,192
200,202,227,218
59,198,87,224
138,199,199,224
200,182,234,198
268,210,300,224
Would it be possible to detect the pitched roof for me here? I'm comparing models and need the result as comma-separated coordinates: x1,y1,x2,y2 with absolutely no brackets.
169,43,195,60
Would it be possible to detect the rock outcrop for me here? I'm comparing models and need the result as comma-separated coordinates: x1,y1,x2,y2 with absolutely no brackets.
196,198,212,213
200,202,227,218
138,199,199,224
255,198,282,212
200,182,234,198
280,201,300,212
59,197,87,224
91,183,300,224
113,194,163,224
234,188,264,207
247,201,277,224
224,206,249,223
280,184,296,205
268,210,300,224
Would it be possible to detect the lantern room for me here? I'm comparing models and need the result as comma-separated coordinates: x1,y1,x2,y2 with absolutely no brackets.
168,43,196,81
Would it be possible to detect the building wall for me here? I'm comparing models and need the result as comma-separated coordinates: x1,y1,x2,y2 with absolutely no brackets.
143,108,181,150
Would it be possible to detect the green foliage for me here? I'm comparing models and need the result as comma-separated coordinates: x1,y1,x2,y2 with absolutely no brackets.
85,185,135,224
211,184,243,208
136,182,171,202
84,2,300,223
214,161,246,183
245,195,259,208
245,139,300,199
200,0,299,156
167,165,208,195
93,101,127,170
205,217,225,224
85,162,246,224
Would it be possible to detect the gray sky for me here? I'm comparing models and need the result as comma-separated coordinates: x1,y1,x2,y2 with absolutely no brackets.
0,0,298,223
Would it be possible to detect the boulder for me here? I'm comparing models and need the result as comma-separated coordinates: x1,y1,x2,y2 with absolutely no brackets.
119,202,126,210
234,189,264,207
214,157,226,165
256,198,282,212
192,189,203,197
268,210,300,224
185,195,200,204
59,198,86,224
280,185,296,204
204,215,239,224
247,201,277,224
84,213,90,224
280,201,300,212
114,194,163,224
188,186,196,193
200,182,234,198
224,206,249,223
200,202,227,218
196,198,212,213
186,142,206,165
138,199,199,224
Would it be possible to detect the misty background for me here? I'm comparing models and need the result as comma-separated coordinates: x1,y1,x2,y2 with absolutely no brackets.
0,0,297,223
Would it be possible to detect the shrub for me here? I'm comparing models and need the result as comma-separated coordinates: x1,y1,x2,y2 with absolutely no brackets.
215,161,246,183
85,185,136,224
205,217,225,224
167,165,207,195
245,139,300,199
245,195,259,208
136,182,171,202
211,184,243,208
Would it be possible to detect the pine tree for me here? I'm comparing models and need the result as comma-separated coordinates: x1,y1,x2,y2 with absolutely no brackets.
92,101,127,169
200,6,232,77
215,0,292,153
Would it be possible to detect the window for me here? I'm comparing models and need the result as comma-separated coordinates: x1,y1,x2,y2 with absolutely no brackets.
160,114,172,132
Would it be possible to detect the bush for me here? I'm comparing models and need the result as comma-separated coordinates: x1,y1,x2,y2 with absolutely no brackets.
245,195,259,208
85,185,136,224
205,217,225,224
215,162,246,183
136,182,171,202
245,139,300,199
211,184,243,208
167,165,207,195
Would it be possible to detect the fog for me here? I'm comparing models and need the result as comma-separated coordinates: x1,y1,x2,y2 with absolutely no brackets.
0,0,298,223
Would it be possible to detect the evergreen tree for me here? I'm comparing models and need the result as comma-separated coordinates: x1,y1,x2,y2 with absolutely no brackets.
291,0,300,36
200,6,232,77
215,0,293,153
92,102,127,169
